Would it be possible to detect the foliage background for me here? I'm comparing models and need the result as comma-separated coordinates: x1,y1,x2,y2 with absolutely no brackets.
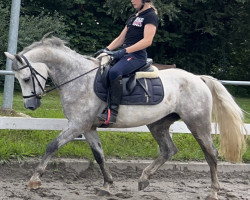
0,0,250,95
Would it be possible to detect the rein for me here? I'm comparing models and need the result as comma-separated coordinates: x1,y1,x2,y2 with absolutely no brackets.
19,55,98,98
44,66,99,94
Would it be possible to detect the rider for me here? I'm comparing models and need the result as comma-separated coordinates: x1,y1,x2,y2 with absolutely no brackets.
95,0,159,124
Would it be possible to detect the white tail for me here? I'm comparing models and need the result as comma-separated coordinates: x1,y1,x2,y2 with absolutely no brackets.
200,75,247,163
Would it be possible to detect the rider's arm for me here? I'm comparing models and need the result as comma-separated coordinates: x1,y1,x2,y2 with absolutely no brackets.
107,26,128,51
125,24,157,54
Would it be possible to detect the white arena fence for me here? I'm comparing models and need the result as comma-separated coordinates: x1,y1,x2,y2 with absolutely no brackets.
0,117,249,140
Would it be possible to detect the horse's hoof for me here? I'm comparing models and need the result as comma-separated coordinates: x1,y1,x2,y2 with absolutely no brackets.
28,180,41,190
95,188,111,197
138,179,150,191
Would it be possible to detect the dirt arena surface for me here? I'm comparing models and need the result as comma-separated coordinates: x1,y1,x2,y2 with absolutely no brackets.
0,159,249,200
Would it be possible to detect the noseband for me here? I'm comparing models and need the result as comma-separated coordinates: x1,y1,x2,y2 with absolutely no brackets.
18,55,47,99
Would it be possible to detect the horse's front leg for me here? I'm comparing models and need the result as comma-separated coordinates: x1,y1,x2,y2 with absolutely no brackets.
84,129,113,196
28,125,81,190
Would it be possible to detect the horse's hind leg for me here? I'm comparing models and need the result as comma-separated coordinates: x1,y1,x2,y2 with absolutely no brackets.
184,116,220,200
139,113,179,190
84,129,113,196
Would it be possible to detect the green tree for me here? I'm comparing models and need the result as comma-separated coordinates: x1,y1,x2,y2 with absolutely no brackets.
1,0,250,91
105,0,250,83
17,0,123,54
0,2,69,89
0,3,11,70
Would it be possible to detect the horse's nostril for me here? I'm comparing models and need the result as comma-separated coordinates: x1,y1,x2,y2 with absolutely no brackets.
24,96,41,111
28,107,36,110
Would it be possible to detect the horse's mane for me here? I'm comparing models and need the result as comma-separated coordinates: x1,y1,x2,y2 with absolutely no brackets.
19,35,67,55
19,35,99,65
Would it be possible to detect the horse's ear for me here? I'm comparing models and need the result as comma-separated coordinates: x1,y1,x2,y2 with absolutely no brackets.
4,52,15,61
14,54,24,64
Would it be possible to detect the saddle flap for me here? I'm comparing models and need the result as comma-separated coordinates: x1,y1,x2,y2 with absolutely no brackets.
94,54,162,101
94,68,164,105
122,74,136,96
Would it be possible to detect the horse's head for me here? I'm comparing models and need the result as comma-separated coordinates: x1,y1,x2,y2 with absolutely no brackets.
4,52,49,110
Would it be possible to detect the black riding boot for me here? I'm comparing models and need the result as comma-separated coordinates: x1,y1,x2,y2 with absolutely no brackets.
97,76,122,124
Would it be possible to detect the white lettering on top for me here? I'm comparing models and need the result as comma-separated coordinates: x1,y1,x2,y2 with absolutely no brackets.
132,17,144,27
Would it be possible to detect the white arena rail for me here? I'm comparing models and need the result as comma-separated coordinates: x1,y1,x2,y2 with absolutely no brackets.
220,80,250,86
0,117,249,140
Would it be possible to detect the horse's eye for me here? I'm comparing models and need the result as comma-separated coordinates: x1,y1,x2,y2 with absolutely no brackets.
23,77,30,83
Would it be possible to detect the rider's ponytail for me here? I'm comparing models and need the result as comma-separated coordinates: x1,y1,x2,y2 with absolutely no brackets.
149,2,158,15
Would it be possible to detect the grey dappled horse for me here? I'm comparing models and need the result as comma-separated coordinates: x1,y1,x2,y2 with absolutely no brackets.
5,36,247,200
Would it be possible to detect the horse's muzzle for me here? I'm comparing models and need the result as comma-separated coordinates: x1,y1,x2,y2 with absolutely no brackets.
24,97,41,110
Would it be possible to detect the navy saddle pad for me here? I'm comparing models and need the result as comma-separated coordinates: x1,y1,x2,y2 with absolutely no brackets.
94,67,164,105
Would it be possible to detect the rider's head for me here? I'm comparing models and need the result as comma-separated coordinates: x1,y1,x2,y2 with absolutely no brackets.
131,0,151,11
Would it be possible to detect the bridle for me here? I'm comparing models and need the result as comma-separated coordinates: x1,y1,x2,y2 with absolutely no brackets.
18,55,99,99
18,55,47,99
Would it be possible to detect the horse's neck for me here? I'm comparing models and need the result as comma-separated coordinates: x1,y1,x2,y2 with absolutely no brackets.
27,47,97,85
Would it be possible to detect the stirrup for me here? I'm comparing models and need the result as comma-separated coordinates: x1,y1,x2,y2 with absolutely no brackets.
97,108,111,125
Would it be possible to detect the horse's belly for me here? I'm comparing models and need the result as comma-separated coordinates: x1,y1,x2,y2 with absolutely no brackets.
111,102,173,128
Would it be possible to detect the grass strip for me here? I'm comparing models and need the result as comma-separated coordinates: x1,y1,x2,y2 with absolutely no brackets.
0,129,249,163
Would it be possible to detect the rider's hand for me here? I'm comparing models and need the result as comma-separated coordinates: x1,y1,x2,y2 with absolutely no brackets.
112,49,127,61
94,47,109,57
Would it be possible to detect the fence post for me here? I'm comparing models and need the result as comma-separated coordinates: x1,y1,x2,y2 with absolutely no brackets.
2,0,21,109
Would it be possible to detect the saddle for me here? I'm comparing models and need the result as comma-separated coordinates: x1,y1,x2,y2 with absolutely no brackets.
94,53,164,105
